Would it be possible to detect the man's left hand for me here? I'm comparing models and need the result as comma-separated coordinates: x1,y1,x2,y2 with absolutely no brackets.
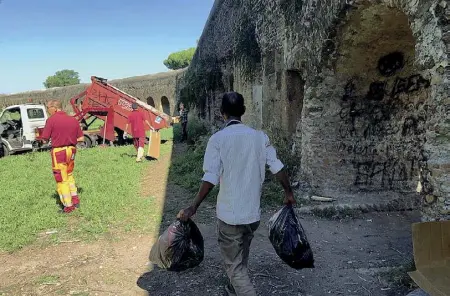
283,192,297,206
177,205,197,222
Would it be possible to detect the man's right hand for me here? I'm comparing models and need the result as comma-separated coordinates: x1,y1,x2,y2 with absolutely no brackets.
177,205,197,222
283,192,296,205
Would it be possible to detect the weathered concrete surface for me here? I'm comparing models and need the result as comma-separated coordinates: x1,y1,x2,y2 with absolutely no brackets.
0,69,185,116
181,0,450,221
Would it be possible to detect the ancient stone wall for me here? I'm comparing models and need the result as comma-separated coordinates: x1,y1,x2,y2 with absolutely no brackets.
182,0,450,221
0,69,185,116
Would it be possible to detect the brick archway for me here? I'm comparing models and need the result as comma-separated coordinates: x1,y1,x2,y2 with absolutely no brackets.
147,96,155,107
161,96,171,115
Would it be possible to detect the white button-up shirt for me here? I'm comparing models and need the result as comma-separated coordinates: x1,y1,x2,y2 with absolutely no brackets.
202,121,284,225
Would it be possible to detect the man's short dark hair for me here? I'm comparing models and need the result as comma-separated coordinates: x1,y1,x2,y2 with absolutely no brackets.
220,92,246,117
132,102,138,110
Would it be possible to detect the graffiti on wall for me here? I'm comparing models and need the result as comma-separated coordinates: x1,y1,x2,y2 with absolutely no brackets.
338,52,431,191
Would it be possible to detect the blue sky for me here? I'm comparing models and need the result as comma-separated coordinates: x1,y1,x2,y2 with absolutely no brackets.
0,0,213,94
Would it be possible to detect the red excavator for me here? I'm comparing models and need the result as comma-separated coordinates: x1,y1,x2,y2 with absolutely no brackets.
36,76,172,149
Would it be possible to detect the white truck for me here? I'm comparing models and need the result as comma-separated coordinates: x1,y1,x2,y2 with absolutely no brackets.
0,104,50,158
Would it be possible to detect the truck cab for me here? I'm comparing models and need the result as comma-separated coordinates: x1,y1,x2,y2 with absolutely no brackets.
0,104,49,157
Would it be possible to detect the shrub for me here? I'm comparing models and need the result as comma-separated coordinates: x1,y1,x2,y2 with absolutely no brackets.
267,127,301,178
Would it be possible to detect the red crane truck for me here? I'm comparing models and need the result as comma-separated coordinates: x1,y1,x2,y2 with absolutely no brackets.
37,76,172,149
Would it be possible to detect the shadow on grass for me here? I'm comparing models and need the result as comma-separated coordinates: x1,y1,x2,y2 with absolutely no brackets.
119,152,160,162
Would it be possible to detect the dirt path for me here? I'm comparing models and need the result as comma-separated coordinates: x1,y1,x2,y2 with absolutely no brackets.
138,210,419,296
0,143,420,296
0,232,153,295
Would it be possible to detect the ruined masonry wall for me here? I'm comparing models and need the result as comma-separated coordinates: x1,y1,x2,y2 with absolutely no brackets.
184,0,450,221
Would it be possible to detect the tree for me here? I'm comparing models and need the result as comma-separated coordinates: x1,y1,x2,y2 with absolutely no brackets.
43,69,81,88
163,47,196,70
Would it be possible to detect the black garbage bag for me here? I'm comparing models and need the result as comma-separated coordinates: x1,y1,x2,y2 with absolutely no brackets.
149,218,204,272
268,205,315,269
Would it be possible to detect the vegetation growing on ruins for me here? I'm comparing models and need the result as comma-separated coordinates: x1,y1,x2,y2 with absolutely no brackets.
177,11,262,109
163,47,196,70
178,60,225,110
43,69,81,89
233,14,261,80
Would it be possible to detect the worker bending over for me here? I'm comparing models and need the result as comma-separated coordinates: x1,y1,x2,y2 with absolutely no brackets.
41,100,84,214
125,102,152,162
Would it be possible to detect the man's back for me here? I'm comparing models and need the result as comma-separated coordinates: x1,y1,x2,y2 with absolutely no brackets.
203,122,284,225
43,111,83,148
128,111,145,138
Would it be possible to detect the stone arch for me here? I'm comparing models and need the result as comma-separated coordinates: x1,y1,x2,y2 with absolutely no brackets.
147,96,155,107
161,96,171,115
302,3,436,201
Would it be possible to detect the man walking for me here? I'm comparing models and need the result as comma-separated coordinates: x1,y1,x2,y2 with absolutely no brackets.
124,102,151,162
40,100,84,214
177,92,296,296
178,102,188,142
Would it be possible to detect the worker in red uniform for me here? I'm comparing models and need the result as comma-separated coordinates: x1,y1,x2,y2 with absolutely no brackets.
40,100,85,213
124,102,152,162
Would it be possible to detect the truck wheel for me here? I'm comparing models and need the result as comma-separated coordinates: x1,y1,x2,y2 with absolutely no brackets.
77,136,92,149
0,144,9,158
115,128,125,146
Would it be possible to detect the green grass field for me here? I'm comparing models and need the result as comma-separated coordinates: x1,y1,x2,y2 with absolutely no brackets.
0,128,173,252
0,119,286,252
86,117,104,130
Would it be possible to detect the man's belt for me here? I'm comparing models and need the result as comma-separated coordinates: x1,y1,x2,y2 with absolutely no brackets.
52,145,76,149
